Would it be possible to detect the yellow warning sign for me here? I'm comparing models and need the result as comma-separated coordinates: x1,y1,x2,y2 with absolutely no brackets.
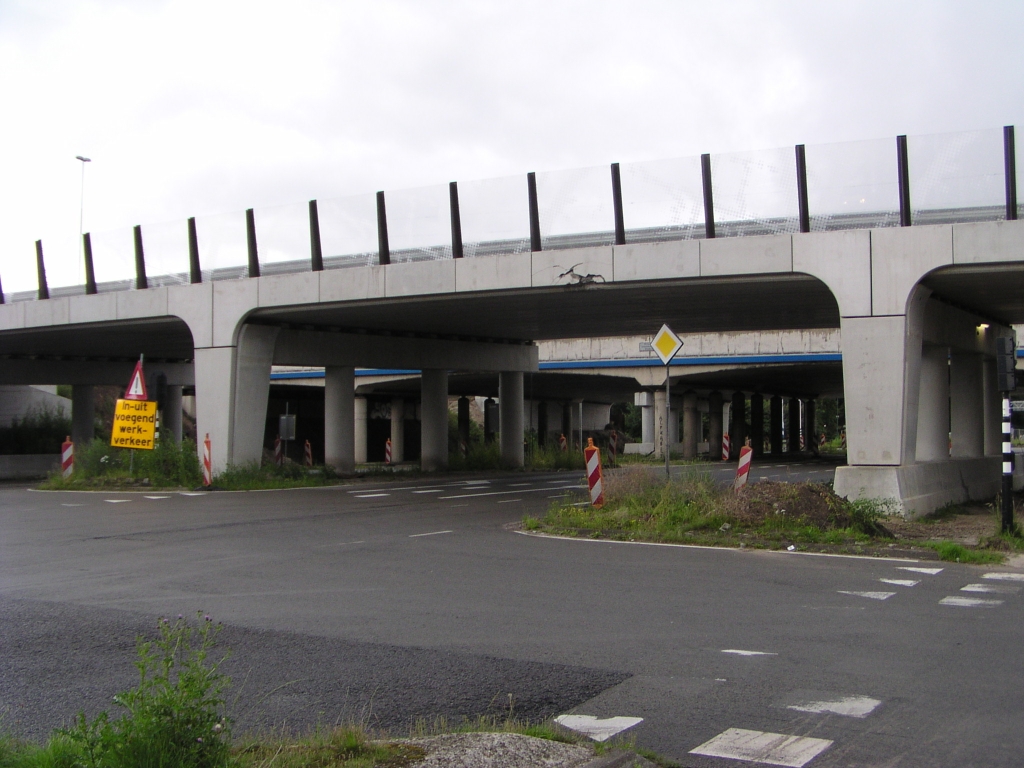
111,399,158,450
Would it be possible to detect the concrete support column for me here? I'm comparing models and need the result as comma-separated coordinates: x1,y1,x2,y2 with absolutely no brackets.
390,398,405,463
193,324,278,475
354,396,367,464
983,357,1001,456
457,396,470,453
750,393,764,457
635,391,654,447
654,388,668,458
421,369,449,471
708,391,723,460
730,390,745,459
916,345,950,462
324,366,355,473
537,401,548,446
682,390,698,459
805,399,817,452
787,398,801,453
71,385,94,448
668,403,679,448
499,371,524,467
769,395,783,454
163,385,183,445
484,397,496,443
950,353,984,459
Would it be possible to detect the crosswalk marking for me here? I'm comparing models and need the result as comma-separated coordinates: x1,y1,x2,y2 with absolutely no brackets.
554,715,643,742
838,590,895,600
879,578,919,587
940,596,1003,607
961,583,1020,594
981,572,1024,582
691,728,833,767
897,566,943,575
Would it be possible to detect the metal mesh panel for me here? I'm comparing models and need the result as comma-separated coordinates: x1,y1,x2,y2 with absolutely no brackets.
317,192,378,269
194,210,249,281
908,128,1004,224
458,174,531,258
90,226,137,291
535,165,615,250
385,183,451,263
804,137,899,231
253,201,311,276
619,154,704,242
140,220,190,286
710,146,799,236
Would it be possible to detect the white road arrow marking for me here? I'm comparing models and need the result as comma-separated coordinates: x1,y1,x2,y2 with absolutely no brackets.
787,695,882,718
898,566,943,575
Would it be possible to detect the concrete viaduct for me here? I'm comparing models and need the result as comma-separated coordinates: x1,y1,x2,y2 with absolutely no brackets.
2,128,1023,515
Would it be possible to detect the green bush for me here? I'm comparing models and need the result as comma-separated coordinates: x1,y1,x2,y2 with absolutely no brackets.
41,438,203,489
62,614,230,768
0,406,72,455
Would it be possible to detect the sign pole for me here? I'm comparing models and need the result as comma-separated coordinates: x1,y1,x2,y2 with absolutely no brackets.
1003,396,1013,533
665,363,671,478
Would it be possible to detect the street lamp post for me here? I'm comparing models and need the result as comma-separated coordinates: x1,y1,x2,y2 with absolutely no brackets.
76,155,91,286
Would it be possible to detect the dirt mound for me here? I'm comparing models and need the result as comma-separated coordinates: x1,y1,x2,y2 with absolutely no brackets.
725,480,851,529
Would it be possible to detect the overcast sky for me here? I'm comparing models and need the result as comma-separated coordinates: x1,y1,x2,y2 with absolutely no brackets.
1,0,1022,292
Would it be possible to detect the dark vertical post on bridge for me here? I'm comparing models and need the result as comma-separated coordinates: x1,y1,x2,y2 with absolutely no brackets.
245,208,261,278
308,200,324,271
0,273,4,304
376,191,391,265
611,162,626,245
897,135,911,227
83,232,97,295
1004,125,1018,221
795,144,810,233
133,225,148,290
449,181,464,259
188,217,202,283
997,336,1017,533
701,153,716,238
35,240,49,300
527,172,542,252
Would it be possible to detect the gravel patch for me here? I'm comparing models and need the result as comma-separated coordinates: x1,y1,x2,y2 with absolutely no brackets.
402,732,593,768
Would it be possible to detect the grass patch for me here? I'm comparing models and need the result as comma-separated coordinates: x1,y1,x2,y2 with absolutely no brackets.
40,438,202,490
925,541,1004,564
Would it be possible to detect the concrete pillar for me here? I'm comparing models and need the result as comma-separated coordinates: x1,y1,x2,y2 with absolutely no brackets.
769,395,783,454
708,391,723,460
163,385,183,445
668,403,679,448
730,391,745,459
682,390,698,459
457,396,470,452
421,369,449,471
750,393,764,457
805,399,817,452
916,345,950,462
354,396,367,464
787,398,801,453
983,357,1001,456
636,391,655,447
390,397,405,463
484,397,496,443
537,400,548,446
71,384,94,448
499,371,524,467
654,387,668,458
193,324,278,474
950,353,984,459
324,366,355,473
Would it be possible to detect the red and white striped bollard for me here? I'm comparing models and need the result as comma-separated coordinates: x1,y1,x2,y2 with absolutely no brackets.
385,438,392,465
61,436,74,478
303,439,313,467
583,438,604,508
721,433,731,461
273,436,283,466
734,445,753,490
202,433,212,486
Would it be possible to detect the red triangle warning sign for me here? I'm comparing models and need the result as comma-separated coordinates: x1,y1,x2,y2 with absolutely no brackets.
124,360,148,401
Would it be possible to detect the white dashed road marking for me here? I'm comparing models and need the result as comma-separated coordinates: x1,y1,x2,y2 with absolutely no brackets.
104,499,131,504
690,728,833,767
553,715,643,742
898,566,943,575
508,482,533,487
439,485,578,500
144,495,170,500
408,530,453,538
411,489,443,494
61,503,84,507
355,493,390,498
497,499,522,504
787,695,882,718
981,572,1024,582
838,591,896,600
722,649,777,656
961,583,1020,594
179,492,205,496
940,596,1003,607
879,578,919,587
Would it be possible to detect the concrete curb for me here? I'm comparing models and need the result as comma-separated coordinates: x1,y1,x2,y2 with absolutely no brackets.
581,750,656,768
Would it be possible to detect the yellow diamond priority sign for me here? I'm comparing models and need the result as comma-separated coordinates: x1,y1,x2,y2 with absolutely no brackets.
651,324,683,365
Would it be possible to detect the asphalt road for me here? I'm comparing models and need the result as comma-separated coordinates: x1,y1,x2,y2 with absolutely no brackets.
1,467,1021,768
